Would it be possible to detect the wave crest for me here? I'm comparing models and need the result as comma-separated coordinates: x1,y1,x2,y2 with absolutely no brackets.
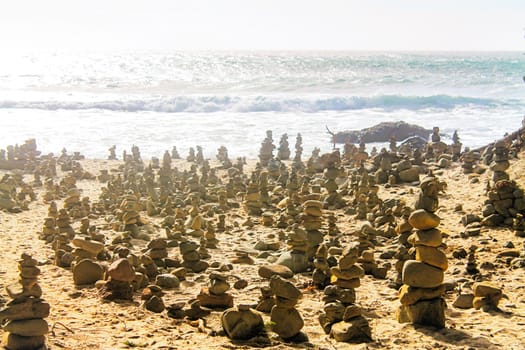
0,94,509,113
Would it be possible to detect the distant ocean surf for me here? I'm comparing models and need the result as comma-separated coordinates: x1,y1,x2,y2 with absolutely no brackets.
0,51,523,158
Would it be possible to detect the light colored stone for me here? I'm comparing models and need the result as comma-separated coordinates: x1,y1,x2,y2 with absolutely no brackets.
408,229,443,247
402,261,444,288
4,319,49,337
221,306,264,340
73,259,104,285
409,210,440,230
108,258,135,282
415,246,448,271
258,265,294,279
270,306,304,339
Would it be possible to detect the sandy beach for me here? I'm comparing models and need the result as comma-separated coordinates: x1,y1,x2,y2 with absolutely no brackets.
0,132,524,350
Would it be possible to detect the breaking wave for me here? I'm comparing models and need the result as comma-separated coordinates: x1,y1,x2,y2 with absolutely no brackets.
0,94,513,113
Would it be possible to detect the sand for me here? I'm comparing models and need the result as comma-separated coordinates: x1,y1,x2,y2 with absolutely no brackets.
0,150,525,350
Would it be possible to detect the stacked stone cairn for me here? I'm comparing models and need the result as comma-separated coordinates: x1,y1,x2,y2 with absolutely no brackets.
312,243,331,288
99,258,135,301
197,272,233,309
490,141,510,182
293,133,304,170
481,141,525,228
319,242,371,342
277,133,291,160
108,145,117,160
451,130,462,160
461,150,476,174
180,240,208,273
397,175,448,328
259,130,275,167
323,160,346,209
269,275,304,339
302,198,324,260
0,253,50,350
119,192,143,235
472,282,502,311
244,177,262,215
221,304,264,340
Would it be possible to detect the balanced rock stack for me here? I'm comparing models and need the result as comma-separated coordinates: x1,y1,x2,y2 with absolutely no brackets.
55,209,75,237
100,258,135,301
472,282,502,311
461,151,476,174
71,236,105,262
323,162,346,209
269,275,304,339
39,217,56,243
319,242,371,343
277,133,290,160
244,179,262,215
312,243,331,288
197,272,234,309
259,130,275,167
293,133,304,169
302,199,324,260
397,175,448,328
180,240,208,273
221,304,264,340
277,224,308,273
1,253,50,350
119,192,143,233
490,141,510,183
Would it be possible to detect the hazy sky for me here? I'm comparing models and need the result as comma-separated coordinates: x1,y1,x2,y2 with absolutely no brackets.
1,0,524,51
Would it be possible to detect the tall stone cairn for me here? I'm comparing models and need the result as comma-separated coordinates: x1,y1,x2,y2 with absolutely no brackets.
397,175,447,328
319,242,372,342
259,130,275,167
1,253,50,350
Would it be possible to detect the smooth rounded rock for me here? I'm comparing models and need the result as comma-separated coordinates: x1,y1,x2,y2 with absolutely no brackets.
258,264,294,279
270,306,304,339
73,259,104,285
402,261,444,288
221,306,264,340
409,210,440,230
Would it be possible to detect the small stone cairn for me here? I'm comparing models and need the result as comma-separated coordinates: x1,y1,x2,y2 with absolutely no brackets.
180,240,208,273
269,275,304,339
1,253,50,350
319,242,371,343
259,130,275,167
197,272,234,309
397,175,448,328
221,304,264,340
277,133,291,160
100,258,135,301
481,141,525,228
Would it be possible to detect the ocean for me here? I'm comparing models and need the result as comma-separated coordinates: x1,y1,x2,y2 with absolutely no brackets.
0,51,524,159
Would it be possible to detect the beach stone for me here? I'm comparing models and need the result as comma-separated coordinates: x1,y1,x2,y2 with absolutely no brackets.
407,229,442,247
409,210,440,230
73,259,104,285
452,293,474,309
330,265,365,280
276,251,308,273
330,317,371,342
415,246,448,271
155,274,180,289
197,288,234,309
144,295,165,313
472,282,502,310
179,241,198,255
258,265,294,279
396,298,446,328
402,261,444,288
270,306,304,339
108,258,135,282
221,306,264,340
334,276,361,289
71,238,104,255
0,299,50,322
399,167,420,182
270,275,301,300
342,305,362,321
398,284,446,306
2,333,46,350
4,318,49,337
209,279,230,295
